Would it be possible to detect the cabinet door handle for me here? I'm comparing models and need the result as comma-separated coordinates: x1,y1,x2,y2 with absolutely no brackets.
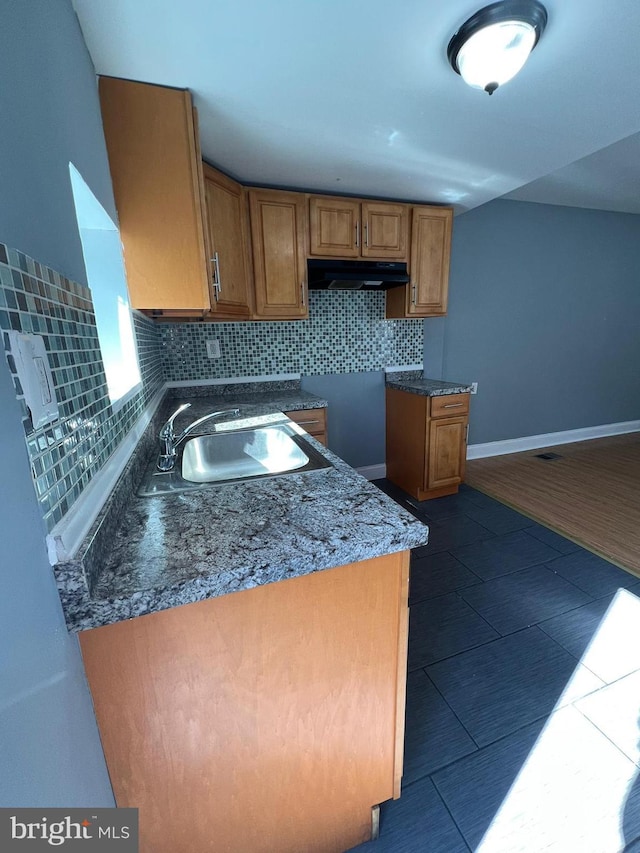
411,283,417,304
364,222,369,247
211,252,221,299
465,423,469,443
355,221,360,248
300,281,305,306
294,419,320,426
443,403,464,408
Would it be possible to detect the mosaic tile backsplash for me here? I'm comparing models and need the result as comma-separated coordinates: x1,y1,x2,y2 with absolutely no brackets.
1,242,422,534
161,291,423,380
0,243,163,532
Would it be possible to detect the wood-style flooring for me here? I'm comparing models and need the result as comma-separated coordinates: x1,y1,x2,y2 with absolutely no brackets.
464,432,640,578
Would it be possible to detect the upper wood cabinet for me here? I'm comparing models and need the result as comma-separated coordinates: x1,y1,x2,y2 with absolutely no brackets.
309,196,408,260
98,76,211,316
386,206,453,318
202,164,252,319
248,189,308,319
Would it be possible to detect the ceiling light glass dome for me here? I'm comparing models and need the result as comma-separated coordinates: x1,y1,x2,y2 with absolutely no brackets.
448,1,547,95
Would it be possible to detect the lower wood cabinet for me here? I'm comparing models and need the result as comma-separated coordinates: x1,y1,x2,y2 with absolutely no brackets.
79,552,409,853
284,406,327,446
386,388,469,500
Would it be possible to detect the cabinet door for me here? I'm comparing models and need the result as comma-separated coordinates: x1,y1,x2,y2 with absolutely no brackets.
408,206,453,316
426,416,467,490
361,203,408,260
309,196,360,257
98,77,211,314
203,165,252,319
249,190,308,319
385,206,452,318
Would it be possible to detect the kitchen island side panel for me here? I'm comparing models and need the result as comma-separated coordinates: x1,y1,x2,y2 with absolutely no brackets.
79,551,410,853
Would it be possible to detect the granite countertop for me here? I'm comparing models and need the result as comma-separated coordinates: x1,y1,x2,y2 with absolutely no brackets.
386,371,473,396
55,384,429,632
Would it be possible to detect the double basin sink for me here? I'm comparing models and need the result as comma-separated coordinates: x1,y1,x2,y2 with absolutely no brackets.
138,422,332,497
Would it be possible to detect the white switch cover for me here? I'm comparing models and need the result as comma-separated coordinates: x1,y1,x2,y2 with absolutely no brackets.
7,331,59,428
206,339,221,359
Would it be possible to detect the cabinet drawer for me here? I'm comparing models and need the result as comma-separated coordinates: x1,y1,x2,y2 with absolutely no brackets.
430,393,469,419
284,408,327,437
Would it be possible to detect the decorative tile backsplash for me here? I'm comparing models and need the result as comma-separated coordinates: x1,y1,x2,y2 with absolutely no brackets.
1,242,423,534
161,291,423,381
0,243,163,532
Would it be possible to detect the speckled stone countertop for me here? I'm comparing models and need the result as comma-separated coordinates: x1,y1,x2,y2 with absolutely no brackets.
55,384,429,632
386,370,473,396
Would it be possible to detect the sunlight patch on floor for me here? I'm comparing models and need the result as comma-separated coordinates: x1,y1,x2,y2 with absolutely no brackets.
476,589,640,853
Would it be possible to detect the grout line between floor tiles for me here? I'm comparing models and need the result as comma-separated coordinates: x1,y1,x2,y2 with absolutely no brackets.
415,544,487,585
458,564,607,639
420,666,481,750
537,559,600,600
532,621,611,679
578,663,640,694
429,777,474,853
452,588,508,637
571,703,640,770
425,709,554,774
411,623,533,673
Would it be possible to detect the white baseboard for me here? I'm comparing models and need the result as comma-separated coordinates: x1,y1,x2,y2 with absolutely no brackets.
467,419,640,460
357,464,386,480
46,386,166,564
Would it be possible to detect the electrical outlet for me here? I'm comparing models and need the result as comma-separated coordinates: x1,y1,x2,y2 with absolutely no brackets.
471,382,478,395
206,339,221,359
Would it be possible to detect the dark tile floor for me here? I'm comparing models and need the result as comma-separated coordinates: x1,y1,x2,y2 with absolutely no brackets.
349,482,640,853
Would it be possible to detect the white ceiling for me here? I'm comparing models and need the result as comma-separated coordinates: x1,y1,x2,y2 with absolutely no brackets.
72,0,640,215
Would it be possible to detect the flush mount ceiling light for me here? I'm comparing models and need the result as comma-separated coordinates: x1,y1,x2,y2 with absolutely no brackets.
448,0,547,95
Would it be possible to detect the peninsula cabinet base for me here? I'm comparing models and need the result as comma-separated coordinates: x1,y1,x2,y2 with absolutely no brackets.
386,387,469,502
79,551,410,853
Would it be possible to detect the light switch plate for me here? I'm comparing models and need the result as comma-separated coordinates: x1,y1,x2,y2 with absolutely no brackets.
7,331,59,428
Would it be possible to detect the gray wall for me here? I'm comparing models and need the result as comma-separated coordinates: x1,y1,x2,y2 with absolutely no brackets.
0,364,113,805
443,199,640,444
0,0,114,805
302,372,385,469
309,200,640,463
0,0,116,286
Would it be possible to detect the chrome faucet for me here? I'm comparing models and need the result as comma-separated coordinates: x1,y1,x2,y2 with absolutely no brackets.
157,403,240,471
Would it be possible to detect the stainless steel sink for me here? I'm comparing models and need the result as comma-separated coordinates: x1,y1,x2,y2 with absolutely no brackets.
182,426,311,483
137,424,332,496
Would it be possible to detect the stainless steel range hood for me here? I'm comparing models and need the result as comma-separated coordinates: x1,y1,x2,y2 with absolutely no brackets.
307,259,409,291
